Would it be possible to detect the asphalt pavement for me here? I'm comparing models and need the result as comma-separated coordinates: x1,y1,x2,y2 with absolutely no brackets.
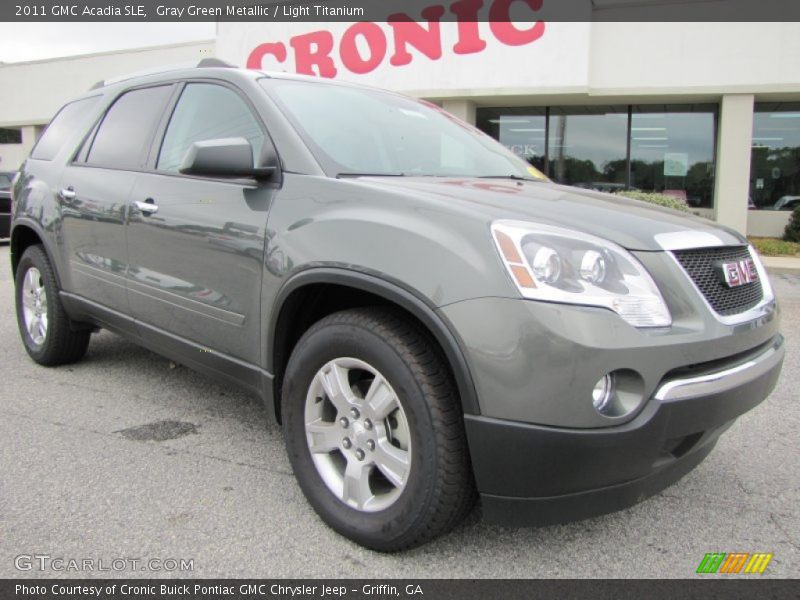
0,244,797,579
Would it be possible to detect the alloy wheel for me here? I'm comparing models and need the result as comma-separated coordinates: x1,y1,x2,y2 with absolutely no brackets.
21,267,48,346
304,357,412,512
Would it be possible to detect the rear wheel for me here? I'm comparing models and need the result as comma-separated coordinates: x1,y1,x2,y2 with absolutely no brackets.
282,307,475,551
15,245,90,365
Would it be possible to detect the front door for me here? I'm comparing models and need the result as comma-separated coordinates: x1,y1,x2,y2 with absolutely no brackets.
126,81,274,368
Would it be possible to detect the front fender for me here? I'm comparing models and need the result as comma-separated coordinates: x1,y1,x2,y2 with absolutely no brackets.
264,266,481,416
261,174,515,308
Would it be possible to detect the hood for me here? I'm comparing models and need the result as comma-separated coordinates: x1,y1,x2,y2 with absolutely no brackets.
347,177,745,252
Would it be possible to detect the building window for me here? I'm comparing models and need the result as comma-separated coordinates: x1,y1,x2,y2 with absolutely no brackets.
476,108,546,172
476,103,718,208
0,128,22,144
750,102,800,211
630,105,717,208
548,106,628,192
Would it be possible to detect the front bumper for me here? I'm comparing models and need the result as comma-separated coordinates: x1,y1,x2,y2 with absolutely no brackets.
466,335,784,526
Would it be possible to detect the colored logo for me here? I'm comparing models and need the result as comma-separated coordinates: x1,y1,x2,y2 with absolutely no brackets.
719,259,759,288
696,552,773,574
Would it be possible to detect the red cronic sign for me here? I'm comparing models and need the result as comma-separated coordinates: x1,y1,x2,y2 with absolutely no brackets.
246,0,546,78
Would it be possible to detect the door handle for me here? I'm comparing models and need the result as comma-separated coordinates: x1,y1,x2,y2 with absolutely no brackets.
134,199,159,215
58,187,76,200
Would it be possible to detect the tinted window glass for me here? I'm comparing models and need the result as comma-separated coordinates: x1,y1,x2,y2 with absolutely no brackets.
0,173,12,190
750,102,800,210
478,103,719,206
547,107,629,192
157,84,265,173
30,96,99,161
0,128,22,144
630,106,717,208
87,85,172,170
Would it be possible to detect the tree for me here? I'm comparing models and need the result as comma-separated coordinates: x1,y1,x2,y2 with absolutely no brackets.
784,205,800,243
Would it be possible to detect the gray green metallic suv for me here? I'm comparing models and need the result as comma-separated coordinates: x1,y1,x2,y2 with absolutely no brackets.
10,62,784,551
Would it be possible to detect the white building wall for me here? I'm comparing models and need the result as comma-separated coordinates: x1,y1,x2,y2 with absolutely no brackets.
713,95,755,234
589,22,800,96
0,126,39,172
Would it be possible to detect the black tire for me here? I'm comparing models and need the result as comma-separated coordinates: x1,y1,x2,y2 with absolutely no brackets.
15,245,90,366
282,306,476,552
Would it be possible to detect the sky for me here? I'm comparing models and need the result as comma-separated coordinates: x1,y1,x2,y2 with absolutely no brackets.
0,23,217,63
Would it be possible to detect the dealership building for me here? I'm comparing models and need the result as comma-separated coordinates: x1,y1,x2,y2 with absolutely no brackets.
1,20,799,236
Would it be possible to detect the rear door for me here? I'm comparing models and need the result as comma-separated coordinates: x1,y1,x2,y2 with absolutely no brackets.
59,84,174,321
126,81,275,365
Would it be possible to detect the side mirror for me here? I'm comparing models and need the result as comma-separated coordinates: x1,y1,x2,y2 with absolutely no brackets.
179,137,277,180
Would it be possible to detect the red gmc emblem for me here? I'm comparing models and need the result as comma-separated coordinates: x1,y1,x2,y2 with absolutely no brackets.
720,259,759,288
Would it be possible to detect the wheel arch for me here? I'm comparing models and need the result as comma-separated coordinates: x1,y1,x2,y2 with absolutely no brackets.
267,268,481,423
10,220,62,287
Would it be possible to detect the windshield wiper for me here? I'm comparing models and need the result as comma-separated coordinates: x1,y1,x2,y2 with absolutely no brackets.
476,174,541,182
336,172,407,178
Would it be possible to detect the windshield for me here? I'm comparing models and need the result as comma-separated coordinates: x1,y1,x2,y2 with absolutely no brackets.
260,78,548,181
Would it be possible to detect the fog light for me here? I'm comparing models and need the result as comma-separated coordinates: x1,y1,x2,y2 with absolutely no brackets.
592,374,616,413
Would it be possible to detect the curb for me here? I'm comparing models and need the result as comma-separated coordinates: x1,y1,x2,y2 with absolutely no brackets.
762,256,800,274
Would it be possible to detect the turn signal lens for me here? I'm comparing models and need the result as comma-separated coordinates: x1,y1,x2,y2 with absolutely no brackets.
494,230,523,264
493,229,536,289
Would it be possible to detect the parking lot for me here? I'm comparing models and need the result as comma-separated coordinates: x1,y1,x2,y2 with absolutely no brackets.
0,244,797,579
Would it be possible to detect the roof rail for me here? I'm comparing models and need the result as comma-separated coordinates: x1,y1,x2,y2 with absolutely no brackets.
197,58,235,68
89,58,237,91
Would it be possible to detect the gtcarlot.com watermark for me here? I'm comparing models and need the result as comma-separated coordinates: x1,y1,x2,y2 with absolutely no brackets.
14,554,194,573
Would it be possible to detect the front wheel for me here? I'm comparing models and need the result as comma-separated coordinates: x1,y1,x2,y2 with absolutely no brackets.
15,245,90,366
282,307,475,551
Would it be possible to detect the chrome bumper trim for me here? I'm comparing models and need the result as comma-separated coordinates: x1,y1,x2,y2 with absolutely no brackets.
654,339,784,402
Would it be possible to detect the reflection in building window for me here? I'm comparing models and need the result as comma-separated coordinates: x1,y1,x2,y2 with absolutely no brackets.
630,105,716,209
750,103,800,211
548,106,628,193
476,108,546,173
477,104,718,208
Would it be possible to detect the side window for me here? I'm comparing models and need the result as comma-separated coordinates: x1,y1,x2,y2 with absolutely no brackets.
85,85,173,170
157,83,265,173
30,96,100,161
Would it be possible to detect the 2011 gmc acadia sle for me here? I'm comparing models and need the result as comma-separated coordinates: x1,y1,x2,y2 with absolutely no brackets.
10,61,784,551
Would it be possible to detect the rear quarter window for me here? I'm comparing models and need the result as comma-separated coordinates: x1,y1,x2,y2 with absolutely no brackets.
85,85,173,170
30,96,100,161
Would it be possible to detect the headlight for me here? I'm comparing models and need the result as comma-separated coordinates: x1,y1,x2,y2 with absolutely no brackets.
491,220,672,328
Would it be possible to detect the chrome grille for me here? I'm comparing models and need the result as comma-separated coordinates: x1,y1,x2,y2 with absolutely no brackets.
672,246,763,316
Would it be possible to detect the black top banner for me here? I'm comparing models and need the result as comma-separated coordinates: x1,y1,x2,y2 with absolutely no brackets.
4,0,800,22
